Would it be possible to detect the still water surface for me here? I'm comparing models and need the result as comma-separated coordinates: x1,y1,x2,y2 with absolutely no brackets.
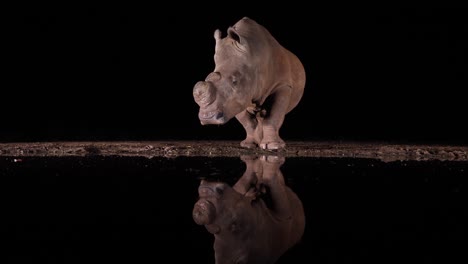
1,156,466,263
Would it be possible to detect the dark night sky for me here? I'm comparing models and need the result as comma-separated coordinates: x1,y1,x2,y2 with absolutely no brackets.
2,7,467,144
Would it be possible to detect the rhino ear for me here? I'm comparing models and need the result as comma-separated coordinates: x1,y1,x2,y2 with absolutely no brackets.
214,29,222,41
228,27,247,52
227,27,242,44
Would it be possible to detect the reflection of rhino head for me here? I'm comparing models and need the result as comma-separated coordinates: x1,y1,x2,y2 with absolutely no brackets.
193,180,262,263
192,180,256,234
192,155,305,264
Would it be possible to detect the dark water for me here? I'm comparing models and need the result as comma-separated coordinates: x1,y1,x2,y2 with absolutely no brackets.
1,156,466,264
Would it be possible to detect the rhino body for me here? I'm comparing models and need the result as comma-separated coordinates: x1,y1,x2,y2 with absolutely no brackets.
193,17,306,149
192,156,305,264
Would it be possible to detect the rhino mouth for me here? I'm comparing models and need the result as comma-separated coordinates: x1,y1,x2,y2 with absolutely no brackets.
199,110,225,125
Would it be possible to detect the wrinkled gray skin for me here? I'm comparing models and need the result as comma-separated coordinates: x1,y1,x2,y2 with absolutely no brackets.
192,155,305,264
193,17,306,150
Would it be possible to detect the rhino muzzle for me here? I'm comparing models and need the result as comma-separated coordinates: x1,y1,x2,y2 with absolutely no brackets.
199,111,225,125
193,81,216,107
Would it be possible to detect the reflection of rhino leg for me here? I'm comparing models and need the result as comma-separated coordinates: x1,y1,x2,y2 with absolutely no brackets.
234,156,263,198
260,155,292,220
236,110,263,148
259,86,292,150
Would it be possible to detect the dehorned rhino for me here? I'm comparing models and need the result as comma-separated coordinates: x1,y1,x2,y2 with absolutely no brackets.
192,155,305,264
192,17,306,150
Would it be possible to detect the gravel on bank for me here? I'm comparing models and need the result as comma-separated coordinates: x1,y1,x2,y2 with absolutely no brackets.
1,141,467,162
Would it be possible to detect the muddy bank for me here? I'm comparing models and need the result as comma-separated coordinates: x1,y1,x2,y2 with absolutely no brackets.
1,141,467,162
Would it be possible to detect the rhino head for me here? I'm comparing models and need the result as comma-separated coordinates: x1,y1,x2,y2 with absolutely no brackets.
193,69,251,125
193,18,262,125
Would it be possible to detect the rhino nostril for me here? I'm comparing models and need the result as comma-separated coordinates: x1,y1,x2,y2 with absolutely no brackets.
215,112,224,120
215,186,224,195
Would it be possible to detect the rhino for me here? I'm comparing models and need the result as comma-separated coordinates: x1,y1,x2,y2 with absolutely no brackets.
192,17,306,150
192,155,305,264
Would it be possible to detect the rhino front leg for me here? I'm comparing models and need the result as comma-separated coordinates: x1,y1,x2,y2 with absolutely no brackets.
260,86,292,150
235,110,263,148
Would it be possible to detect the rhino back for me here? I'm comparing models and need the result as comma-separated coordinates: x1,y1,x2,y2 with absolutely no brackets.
283,47,306,112
235,17,306,109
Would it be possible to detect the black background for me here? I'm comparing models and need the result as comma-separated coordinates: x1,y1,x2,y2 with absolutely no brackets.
2,7,467,144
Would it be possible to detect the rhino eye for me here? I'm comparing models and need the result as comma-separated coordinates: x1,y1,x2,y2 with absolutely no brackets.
230,222,239,233
230,220,243,233
231,76,238,86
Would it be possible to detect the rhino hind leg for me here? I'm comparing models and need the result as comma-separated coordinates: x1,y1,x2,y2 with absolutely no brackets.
235,110,263,148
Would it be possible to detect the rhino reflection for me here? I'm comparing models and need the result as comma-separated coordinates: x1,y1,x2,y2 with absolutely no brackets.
192,155,305,264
